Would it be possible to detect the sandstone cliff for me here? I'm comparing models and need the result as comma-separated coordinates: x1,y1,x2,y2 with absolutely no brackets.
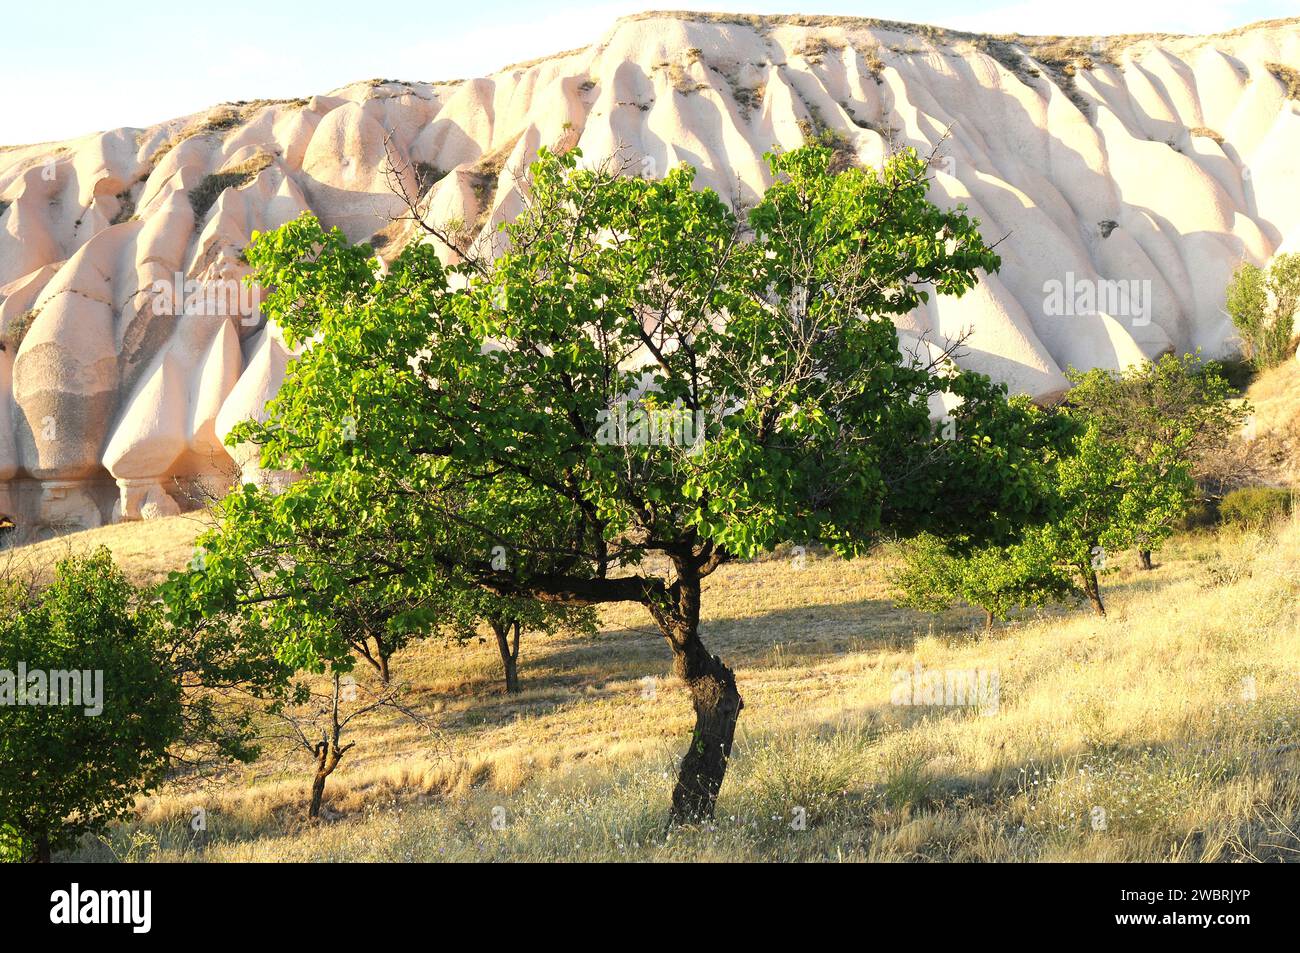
0,11,1296,533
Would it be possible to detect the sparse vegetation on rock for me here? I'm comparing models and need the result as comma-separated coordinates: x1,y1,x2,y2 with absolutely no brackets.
188,152,275,221
2,307,40,351
1265,61,1300,99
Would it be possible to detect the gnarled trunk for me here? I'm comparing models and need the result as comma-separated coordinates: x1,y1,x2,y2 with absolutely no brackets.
308,672,351,819
651,571,743,824
669,641,743,822
309,741,344,819
1138,549,1153,571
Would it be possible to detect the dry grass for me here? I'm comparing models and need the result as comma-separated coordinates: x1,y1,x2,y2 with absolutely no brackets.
146,101,288,171
2,514,205,588
653,59,708,96
1240,358,1300,484
617,9,1297,48
792,36,845,66
859,42,887,82
1266,62,1300,100
189,152,276,222
37,508,1300,862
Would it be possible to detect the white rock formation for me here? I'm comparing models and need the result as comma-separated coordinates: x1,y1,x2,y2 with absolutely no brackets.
0,11,1297,533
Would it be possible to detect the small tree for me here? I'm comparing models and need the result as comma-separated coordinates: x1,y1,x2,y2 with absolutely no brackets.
437,588,596,694
1041,422,1195,615
165,482,442,686
1226,255,1299,368
169,469,595,696
1065,353,1247,568
0,549,182,862
272,670,427,819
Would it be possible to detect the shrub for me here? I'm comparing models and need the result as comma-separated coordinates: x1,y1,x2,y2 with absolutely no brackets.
1215,357,1256,392
891,530,1074,626
413,161,446,192
2,308,40,352
797,108,858,171
793,35,844,66
152,104,257,169
861,43,886,81
653,59,707,95
1219,486,1294,528
0,549,182,861
1176,498,1219,531
109,186,136,226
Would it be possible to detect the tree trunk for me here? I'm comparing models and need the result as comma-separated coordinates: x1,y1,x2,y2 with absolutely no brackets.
1138,549,1153,571
492,619,522,694
652,572,743,825
353,637,391,683
1082,566,1106,617
308,673,348,820
309,742,343,819
670,644,742,823
31,834,50,863
983,608,994,630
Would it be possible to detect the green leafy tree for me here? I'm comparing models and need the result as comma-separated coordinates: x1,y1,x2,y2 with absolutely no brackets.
162,493,586,819
1226,255,1299,368
0,549,182,862
892,531,1074,628
1041,421,1195,615
174,142,1062,822
897,355,1227,620
1226,261,1268,362
1066,354,1247,568
165,474,594,696
1269,253,1300,336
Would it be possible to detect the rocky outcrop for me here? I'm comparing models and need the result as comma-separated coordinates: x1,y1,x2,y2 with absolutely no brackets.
0,11,1297,534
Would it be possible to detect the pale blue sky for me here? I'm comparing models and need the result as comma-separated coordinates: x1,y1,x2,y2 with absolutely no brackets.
1,0,1294,144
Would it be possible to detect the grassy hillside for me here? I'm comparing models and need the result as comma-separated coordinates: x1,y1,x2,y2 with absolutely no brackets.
1241,358,1300,485
41,515,1300,863
1,514,205,587
9,362,1297,863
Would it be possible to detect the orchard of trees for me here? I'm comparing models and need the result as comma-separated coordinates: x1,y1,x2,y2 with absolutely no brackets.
893,353,1247,622
0,140,1277,859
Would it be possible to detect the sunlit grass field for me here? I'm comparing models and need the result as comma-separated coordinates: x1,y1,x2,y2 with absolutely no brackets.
27,508,1300,862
